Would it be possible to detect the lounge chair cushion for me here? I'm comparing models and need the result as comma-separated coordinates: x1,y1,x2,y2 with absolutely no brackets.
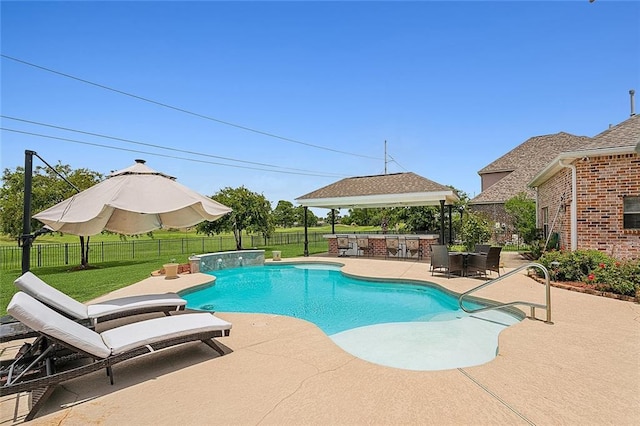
101,313,232,355
8,292,232,359
14,272,88,320
86,294,187,319
8,292,111,358
14,271,187,321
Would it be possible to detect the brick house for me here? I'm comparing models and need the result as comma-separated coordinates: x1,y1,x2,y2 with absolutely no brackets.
529,114,640,260
468,132,590,244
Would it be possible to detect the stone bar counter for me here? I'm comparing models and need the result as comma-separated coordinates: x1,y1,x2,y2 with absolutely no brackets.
325,234,439,260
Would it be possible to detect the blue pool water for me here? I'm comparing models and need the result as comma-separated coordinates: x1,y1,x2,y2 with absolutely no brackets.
181,263,485,335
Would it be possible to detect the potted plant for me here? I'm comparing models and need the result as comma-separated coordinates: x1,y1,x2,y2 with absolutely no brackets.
163,258,179,279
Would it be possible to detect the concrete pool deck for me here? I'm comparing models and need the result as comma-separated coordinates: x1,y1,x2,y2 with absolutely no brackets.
2,255,639,425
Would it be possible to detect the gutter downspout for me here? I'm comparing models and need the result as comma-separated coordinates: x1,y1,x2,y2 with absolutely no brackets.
558,159,577,251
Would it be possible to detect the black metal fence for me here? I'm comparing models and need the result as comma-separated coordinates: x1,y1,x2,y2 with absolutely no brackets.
0,232,329,270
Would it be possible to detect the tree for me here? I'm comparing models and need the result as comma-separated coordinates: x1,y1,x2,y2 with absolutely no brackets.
504,192,538,245
294,206,318,227
461,211,492,251
399,206,440,232
450,187,469,243
345,208,383,226
272,200,297,228
326,209,342,225
0,162,102,267
197,186,273,250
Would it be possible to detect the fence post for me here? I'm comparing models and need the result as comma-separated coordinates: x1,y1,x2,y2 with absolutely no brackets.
37,245,42,267
64,243,69,265
101,241,104,262
158,239,161,256
132,240,135,259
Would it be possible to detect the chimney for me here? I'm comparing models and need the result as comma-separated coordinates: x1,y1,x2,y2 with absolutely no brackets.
630,89,636,116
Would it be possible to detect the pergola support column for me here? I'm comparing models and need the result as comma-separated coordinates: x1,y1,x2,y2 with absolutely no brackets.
448,204,453,244
439,200,445,245
303,207,309,257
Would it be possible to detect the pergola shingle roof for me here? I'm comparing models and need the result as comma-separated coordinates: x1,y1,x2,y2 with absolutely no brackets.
296,172,458,209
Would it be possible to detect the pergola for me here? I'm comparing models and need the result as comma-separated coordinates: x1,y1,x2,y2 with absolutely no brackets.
295,172,460,256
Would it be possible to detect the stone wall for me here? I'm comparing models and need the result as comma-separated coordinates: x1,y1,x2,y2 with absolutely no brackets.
190,250,265,273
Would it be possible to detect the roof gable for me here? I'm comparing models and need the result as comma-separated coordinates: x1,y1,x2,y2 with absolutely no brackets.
470,168,536,204
471,132,590,204
478,132,590,175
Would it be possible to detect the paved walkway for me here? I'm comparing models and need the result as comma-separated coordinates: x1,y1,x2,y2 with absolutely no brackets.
2,256,639,425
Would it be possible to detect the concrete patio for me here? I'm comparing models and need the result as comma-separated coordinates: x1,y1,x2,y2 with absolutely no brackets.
2,255,639,425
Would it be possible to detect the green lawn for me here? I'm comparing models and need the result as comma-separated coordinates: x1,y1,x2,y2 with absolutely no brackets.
0,224,377,246
0,242,329,315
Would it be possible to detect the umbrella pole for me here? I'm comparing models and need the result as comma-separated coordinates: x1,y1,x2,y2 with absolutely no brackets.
20,150,35,274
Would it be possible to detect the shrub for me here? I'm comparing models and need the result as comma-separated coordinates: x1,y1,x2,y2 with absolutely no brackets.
539,250,640,296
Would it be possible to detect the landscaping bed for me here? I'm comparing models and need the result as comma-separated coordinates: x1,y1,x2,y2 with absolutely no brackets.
531,275,638,303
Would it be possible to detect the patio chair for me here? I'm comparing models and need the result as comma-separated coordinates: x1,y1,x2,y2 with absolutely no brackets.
474,244,491,255
430,245,463,278
336,235,352,257
468,246,503,277
355,237,372,257
13,271,186,326
404,237,422,260
385,236,400,259
1,291,231,421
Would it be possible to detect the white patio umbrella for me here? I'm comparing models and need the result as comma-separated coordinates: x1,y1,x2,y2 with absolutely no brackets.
33,160,231,236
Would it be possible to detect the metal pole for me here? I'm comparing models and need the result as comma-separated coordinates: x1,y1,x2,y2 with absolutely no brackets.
448,204,453,244
331,209,335,234
439,200,445,245
21,150,35,274
303,207,309,257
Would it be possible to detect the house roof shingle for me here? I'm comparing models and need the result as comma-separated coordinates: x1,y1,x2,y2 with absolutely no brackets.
470,132,590,204
477,132,590,175
529,114,640,187
581,113,640,150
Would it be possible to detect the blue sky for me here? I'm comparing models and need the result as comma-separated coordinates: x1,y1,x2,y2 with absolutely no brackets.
2,1,639,214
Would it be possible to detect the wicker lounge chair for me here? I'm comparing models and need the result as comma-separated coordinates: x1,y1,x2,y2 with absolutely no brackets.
430,245,463,278
14,271,186,326
1,292,231,421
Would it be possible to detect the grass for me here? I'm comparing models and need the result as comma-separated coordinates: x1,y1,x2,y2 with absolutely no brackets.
0,224,376,246
0,242,328,315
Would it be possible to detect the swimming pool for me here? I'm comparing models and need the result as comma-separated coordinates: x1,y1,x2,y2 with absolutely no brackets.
181,262,522,370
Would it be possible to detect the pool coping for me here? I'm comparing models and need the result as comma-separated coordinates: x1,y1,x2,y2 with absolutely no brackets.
2,256,638,425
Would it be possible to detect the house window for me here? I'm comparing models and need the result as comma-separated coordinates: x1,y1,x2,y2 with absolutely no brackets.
542,207,549,238
623,196,640,229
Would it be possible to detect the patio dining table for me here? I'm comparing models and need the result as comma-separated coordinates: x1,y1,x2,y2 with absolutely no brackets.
449,252,479,277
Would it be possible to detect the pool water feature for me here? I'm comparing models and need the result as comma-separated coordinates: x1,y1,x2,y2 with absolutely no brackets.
181,263,522,370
